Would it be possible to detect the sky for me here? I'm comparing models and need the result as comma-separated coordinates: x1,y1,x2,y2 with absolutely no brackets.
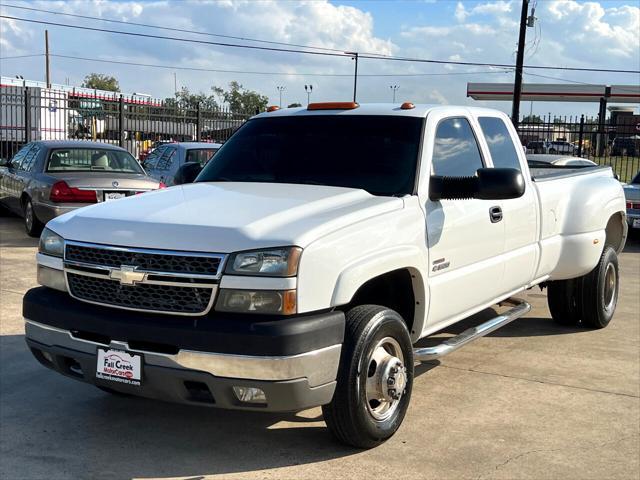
1,0,639,117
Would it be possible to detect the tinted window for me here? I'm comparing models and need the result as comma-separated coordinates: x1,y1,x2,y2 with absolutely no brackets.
46,148,143,173
20,144,41,172
157,147,176,170
9,143,33,168
478,117,521,171
432,118,484,177
197,116,423,196
187,148,218,166
143,150,161,169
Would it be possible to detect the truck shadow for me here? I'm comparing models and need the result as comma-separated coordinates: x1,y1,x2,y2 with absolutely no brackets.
0,335,358,479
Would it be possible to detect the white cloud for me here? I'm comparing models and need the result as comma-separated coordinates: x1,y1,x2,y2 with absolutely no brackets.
454,2,469,22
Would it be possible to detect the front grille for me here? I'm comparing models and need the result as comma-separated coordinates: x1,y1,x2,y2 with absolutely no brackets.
65,244,221,276
67,273,213,314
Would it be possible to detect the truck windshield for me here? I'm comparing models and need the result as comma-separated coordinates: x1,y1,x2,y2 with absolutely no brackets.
196,115,423,196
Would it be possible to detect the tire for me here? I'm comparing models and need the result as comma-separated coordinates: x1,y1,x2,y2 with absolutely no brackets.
23,198,44,237
547,279,581,326
322,305,414,449
579,246,619,329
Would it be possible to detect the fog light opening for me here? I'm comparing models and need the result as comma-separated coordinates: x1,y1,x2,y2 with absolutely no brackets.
233,386,267,405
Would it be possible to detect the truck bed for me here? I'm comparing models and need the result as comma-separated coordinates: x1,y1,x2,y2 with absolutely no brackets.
530,165,611,182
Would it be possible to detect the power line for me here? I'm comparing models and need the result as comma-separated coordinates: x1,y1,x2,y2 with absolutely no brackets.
0,2,347,54
0,53,44,59
1,14,638,75
49,53,508,78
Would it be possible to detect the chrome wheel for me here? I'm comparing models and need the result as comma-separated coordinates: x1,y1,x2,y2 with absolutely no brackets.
364,337,407,421
603,262,617,312
25,201,34,231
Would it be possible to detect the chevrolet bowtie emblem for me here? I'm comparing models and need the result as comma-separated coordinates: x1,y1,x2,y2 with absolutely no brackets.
109,265,146,286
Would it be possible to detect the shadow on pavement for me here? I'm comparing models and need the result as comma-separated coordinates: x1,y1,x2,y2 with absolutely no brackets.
0,217,38,248
0,335,358,479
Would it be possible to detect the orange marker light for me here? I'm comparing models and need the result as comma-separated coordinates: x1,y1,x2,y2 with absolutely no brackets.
400,102,415,110
307,102,359,111
267,105,280,112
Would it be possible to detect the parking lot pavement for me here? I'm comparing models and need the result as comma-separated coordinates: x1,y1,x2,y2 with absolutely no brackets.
1,214,638,480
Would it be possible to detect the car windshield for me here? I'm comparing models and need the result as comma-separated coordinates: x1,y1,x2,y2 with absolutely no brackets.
186,148,219,166
196,115,423,196
46,148,144,174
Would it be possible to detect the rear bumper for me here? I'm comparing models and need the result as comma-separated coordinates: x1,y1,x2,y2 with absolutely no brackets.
23,287,345,411
627,209,640,228
33,201,81,224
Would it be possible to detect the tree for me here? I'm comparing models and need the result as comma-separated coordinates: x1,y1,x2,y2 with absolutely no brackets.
81,73,120,92
521,114,543,124
212,81,268,113
287,102,302,108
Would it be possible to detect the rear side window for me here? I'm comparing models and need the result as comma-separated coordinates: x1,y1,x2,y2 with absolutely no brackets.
187,148,218,166
21,144,41,172
156,147,176,170
478,117,522,171
432,118,484,177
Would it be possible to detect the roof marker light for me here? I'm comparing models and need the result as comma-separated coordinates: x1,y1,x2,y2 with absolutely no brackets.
400,102,415,110
266,105,280,112
307,102,359,111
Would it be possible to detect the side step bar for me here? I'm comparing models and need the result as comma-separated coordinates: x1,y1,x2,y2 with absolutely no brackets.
414,298,531,362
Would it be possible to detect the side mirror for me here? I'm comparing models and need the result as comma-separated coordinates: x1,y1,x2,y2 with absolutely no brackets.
429,168,525,201
174,162,203,185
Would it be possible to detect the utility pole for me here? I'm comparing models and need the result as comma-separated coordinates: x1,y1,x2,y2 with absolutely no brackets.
276,85,286,107
511,0,530,130
173,72,177,96
304,84,313,105
45,30,51,88
390,85,400,103
350,52,359,103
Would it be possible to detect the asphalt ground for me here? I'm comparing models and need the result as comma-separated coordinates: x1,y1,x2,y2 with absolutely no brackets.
1,215,638,480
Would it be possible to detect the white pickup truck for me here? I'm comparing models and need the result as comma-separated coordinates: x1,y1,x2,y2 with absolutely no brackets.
25,103,628,448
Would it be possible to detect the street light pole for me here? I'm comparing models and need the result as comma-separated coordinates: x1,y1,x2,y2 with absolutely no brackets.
304,84,313,105
390,85,400,103
276,85,286,107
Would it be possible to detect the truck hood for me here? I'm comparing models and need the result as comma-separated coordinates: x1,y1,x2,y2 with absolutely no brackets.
48,182,403,252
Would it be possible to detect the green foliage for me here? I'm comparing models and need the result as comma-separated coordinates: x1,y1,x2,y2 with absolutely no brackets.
212,81,268,113
521,114,543,124
81,73,120,92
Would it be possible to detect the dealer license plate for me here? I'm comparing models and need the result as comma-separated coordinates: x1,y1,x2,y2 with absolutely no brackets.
633,218,640,229
96,348,142,386
104,191,127,201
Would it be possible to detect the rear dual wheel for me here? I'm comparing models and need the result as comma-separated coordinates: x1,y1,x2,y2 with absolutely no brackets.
547,246,619,329
322,305,414,449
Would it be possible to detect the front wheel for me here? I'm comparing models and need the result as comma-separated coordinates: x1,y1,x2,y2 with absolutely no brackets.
322,305,414,449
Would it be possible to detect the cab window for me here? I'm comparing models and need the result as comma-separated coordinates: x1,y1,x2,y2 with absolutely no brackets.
478,117,521,171
432,118,484,177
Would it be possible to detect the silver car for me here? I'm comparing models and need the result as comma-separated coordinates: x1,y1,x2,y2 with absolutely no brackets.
0,141,162,236
142,142,222,186
624,171,640,231
526,154,597,167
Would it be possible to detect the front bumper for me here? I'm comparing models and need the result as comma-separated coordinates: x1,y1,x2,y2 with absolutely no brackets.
23,287,344,411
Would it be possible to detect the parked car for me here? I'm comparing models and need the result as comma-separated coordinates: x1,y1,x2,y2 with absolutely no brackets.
611,136,639,157
526,154,597,167
0,140,163,236
142,142,222,186
25,104,626,449
623,170,640,230
138,140,174,162
526,140,547,154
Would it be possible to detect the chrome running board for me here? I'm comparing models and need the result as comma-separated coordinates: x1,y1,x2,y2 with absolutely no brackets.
414,298,531,362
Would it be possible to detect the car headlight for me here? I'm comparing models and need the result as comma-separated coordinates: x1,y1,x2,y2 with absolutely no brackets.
39,228,65,258
215,289,296,315
226,247,302,277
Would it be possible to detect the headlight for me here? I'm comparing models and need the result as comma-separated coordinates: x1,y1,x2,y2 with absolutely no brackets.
215,289,296,315
226,247,302,277
39,228,65,258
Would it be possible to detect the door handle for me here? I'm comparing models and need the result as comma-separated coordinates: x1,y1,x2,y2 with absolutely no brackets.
489,206,503,223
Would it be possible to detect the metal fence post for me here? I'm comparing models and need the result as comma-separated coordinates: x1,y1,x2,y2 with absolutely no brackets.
577,115,585,158
119,94,125,147
24,87,31,143
196,103,202,142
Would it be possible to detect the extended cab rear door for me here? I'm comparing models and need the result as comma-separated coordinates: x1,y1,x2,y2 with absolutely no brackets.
421,112,506,331
475,114,538,293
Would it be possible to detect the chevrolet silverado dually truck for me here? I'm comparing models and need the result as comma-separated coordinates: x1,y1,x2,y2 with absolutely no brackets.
24,102,628,449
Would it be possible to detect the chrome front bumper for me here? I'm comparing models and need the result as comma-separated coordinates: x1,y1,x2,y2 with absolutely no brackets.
25,319,341,388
